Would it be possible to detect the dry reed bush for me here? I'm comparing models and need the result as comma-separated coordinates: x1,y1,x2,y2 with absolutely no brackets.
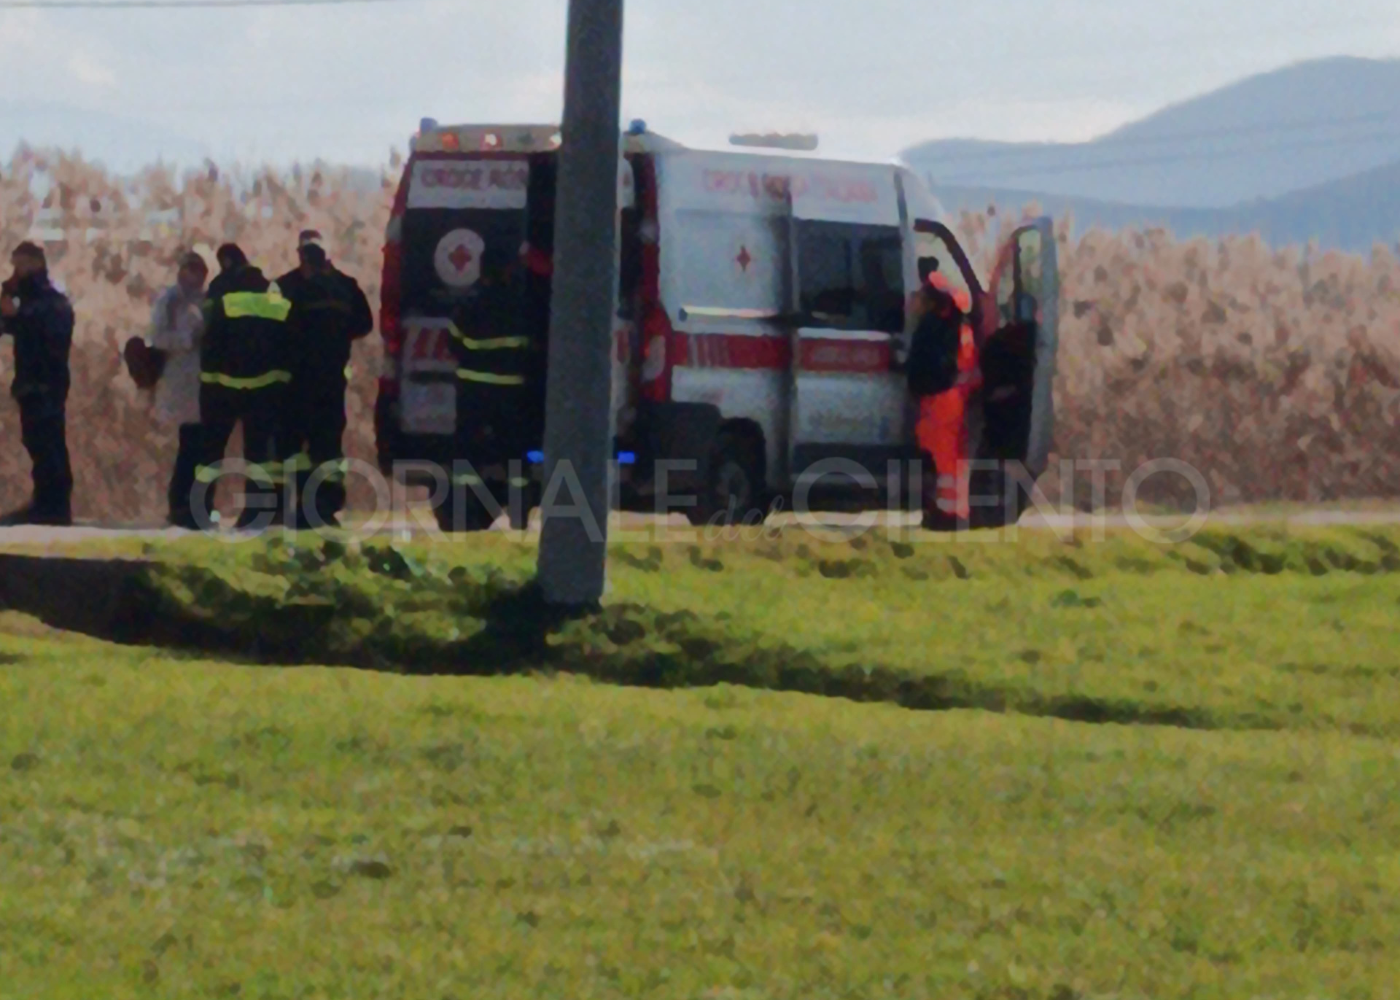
960,203,1400,509
1,152,1397,521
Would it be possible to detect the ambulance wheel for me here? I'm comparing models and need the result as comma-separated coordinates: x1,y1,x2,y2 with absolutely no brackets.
688,430,768,529
433,485,498,534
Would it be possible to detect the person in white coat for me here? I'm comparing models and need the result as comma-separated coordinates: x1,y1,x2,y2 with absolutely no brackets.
148,251,208,529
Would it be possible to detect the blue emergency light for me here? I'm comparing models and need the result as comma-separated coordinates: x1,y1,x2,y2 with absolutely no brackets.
526,450,633,465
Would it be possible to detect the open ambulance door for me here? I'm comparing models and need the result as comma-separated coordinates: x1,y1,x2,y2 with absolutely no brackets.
786,174,910,498
907,216,1058,523
982,217,1059,481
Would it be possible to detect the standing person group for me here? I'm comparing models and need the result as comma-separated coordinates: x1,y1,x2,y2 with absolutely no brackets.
124,233,370,530
193,234,372,529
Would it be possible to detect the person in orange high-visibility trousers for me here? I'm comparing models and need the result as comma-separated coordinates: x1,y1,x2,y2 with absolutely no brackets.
906,270,981,530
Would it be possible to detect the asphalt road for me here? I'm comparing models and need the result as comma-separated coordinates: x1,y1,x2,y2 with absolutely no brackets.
2,505,1399,548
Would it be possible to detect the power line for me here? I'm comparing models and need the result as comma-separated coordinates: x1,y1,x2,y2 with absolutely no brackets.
0,0,425,8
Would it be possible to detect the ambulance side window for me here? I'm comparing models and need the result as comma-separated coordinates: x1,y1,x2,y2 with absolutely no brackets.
860,233,905,334
797,222,905,333
798,224,856,324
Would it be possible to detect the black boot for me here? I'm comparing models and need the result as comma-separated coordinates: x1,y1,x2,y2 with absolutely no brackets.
29,506,73,527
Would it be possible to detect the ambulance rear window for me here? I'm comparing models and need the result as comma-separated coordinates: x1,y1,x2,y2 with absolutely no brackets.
399,157,531,315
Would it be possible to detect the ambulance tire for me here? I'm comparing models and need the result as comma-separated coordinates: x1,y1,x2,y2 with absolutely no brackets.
688,430,768,529
433,483,498,534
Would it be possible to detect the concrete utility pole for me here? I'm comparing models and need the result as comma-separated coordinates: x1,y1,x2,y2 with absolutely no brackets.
536,0,626,608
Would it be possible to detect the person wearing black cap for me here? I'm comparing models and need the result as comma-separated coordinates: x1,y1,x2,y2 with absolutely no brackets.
192,243,299,530
275,230,373,529
0,242,75,526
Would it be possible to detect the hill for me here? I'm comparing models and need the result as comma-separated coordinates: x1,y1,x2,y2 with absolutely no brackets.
904,56,1400,210
932,157,1400,251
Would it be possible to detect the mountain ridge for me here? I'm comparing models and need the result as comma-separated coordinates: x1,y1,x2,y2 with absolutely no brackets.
904,56,1400,211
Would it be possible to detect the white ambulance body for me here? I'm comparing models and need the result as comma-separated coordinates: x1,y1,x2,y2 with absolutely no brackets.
377,122,1059,528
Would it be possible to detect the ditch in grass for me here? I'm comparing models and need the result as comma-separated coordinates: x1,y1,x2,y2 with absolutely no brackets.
17,524,1382,737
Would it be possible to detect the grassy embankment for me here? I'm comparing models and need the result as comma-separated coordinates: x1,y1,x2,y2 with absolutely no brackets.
2,524,1399,998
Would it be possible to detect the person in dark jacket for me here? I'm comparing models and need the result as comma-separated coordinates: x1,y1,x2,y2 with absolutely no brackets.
192,244,298,531
906,266,980,529
444,246,533,527
276,230,373,529
0,242,75,526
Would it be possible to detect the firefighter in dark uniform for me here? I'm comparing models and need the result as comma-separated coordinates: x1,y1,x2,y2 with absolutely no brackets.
0,242,75,526
445,245,533,530
276,230,373,529
193,244,298,530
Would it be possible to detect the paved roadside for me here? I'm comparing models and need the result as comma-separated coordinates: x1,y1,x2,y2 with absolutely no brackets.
2,505,1399,549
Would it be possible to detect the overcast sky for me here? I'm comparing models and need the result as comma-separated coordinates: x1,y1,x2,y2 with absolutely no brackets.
2,0,1399,169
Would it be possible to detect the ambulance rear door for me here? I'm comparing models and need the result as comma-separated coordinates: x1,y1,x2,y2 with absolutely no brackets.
787,165,910,491
397,156,530,437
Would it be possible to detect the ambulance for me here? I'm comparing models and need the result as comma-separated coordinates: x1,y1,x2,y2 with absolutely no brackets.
375,120,1059,530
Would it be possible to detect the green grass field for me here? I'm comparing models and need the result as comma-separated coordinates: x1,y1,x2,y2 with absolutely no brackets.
2,525,1399,998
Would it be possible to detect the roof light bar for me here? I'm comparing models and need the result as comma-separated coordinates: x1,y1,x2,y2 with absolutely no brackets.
730,132,819,151
411,122,670,155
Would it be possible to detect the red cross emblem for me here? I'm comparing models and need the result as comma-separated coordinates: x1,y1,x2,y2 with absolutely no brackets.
736,246,752,273
448,244,474,273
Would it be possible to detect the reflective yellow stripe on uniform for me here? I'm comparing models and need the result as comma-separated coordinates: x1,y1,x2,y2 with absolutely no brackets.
343,364,353,380
507,477,531,489
200,370,293,390
452,472,485,486
222,291,292,321
456,370,525,386
447,322,529,352
455,335,530,351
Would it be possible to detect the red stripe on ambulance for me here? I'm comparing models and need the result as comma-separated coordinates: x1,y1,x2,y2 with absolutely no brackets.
798,338,891,374
670,333,791,371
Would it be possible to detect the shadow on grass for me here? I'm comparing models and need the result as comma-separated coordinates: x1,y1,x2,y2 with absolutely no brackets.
0,549,1295,733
